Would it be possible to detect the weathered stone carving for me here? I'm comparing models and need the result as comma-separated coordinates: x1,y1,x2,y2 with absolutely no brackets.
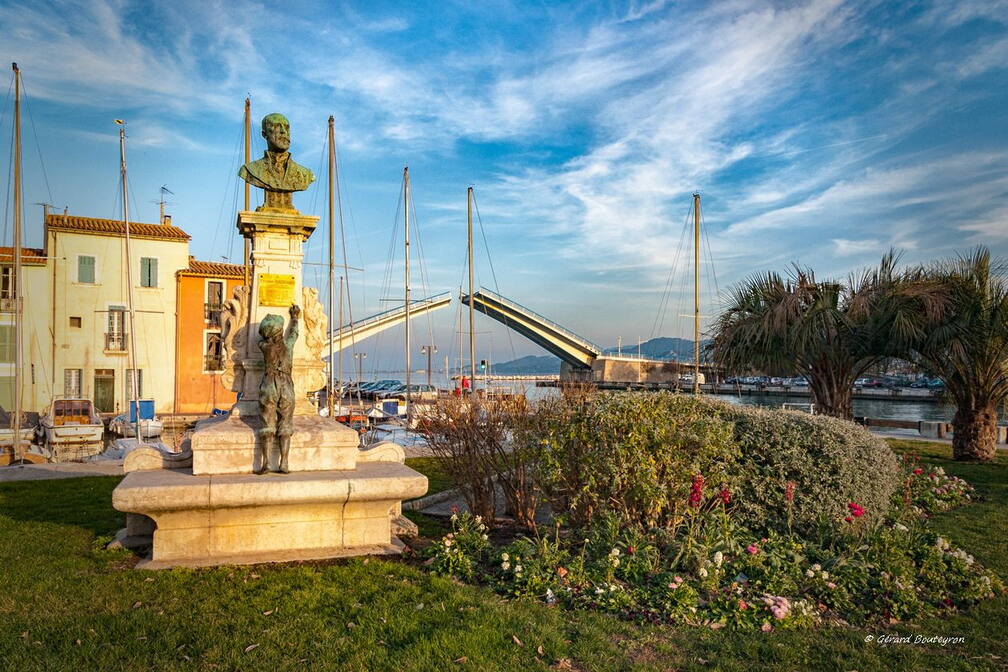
301,286,327,362
256,304,300,474
220,284,250,392
238,113,315,213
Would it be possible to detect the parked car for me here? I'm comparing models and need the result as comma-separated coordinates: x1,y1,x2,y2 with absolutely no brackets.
376,383,439,400
362,380,402,399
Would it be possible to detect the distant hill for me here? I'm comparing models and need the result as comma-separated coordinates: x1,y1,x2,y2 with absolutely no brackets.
491,337,711,374
602,336,709,361
491,355,560,374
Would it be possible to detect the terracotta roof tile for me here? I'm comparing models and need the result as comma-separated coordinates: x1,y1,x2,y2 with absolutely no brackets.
182,258,245,278
0,246,46,264
45,213,191,241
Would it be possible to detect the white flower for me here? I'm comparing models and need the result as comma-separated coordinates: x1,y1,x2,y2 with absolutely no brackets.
610,548,620,557
894,523,908,532
805,569,815,578
612,558,620,567
443,539,452,548
451,513,458,522
515,565,523,573
482,534,489,541
811,564,821,572
820,571,829,580
713,551,724,567
475,515,482,524
501,552,510,562
698,567,708,578
595,587,604,595
501,562,511,571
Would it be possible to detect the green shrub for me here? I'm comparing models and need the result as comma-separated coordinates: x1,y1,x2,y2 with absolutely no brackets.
529,392,739,530
721,404,902,535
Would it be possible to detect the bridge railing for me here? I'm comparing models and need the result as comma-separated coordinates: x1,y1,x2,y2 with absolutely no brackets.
329,292,450,338
471,287,603,355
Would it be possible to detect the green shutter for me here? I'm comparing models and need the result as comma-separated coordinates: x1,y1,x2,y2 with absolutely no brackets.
141,257,158,287
78,256,95,283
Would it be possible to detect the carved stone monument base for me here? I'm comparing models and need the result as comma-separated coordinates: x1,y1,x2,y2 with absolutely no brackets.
190,414,360,475
112,459,426,569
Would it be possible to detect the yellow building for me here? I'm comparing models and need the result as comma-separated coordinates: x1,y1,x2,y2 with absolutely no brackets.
0,246,53,413
45,213,191,415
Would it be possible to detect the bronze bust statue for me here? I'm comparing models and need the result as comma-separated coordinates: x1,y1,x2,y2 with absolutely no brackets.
239,113,315,213
256,304,300,474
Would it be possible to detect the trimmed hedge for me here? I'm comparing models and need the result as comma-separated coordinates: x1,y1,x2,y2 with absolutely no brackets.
721,403,901,534
529,392,901,534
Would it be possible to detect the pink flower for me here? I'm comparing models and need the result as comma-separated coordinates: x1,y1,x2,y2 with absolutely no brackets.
738,600,748,610
784,481,796,503
761,622,772,632
827,582,837,590
746,544,759,555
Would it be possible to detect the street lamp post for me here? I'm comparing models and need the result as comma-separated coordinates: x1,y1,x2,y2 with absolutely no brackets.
420,345,437,388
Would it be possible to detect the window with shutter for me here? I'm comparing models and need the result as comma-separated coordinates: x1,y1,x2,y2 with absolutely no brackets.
78,256,95,283
141,257,158,287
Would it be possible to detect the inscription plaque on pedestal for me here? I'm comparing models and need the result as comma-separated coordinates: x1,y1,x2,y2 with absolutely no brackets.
258,273,295,306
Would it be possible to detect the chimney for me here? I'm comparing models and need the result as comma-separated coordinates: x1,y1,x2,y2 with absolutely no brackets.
163,214,172,226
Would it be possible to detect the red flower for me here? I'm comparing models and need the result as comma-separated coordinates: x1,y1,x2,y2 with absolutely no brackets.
720,488,731,505
844,516,853,522
847,502,865,518
688,473,705,508
912,467,923,475
784,481,796,503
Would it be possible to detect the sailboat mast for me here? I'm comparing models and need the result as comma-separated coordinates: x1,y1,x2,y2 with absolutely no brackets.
467,187,476,390
243,98,251,287
693,192,700,396
117,120,141,440
403,167,411,423
327,116,336,418
10,63,23,461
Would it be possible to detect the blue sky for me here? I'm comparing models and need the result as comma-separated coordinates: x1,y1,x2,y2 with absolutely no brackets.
1,0,1007,372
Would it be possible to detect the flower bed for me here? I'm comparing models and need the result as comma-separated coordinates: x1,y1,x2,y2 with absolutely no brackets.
419,395,1001,631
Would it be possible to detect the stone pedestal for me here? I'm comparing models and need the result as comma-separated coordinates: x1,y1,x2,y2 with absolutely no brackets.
190,414,360,475
230,209,323,417
113,461,427,568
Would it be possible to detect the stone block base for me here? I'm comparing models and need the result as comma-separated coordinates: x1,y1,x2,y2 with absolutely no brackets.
190,414,361,475
112,462,427,568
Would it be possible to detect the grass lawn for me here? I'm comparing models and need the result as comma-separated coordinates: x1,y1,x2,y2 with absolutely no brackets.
404,457,453,497
0,441,1005,671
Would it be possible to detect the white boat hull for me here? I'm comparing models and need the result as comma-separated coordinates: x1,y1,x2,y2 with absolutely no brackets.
109,418,163,439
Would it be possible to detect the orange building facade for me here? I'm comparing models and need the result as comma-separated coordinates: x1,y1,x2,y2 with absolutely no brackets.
173,258,245,415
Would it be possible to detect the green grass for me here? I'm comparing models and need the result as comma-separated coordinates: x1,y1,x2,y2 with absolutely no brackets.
0,441,1006,671
404,457,454,497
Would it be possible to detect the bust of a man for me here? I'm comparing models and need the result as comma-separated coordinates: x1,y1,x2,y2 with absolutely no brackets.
239,113,315,212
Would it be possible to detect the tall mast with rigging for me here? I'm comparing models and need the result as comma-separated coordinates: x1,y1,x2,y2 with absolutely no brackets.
327,116,337,418
693,192,701,396
403,167,412,423
243,97,251,287
10,63,23,461
116,120,142,440
467,187,476,390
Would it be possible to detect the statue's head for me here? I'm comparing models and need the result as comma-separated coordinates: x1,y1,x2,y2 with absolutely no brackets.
261,113,291,153
259,314,284,341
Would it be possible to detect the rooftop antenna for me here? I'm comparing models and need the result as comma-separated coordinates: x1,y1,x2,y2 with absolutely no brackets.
151,185,174,224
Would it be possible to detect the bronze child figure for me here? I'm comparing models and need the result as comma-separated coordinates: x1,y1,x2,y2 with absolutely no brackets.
256,304,300,474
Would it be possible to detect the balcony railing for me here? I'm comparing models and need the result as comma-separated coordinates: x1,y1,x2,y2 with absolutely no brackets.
204,354,224,372
204,302,223,326
105,332,128,351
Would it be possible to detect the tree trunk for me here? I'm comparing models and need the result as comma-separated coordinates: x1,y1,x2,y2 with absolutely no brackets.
952,403,998,461
810,379,854,419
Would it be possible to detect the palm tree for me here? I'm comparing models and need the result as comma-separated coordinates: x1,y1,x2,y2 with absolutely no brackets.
908,248,1008,462
708,253,906,419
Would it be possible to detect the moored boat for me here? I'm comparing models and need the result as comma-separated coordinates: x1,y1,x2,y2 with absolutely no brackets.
109,399,163,438
39,398,104,461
